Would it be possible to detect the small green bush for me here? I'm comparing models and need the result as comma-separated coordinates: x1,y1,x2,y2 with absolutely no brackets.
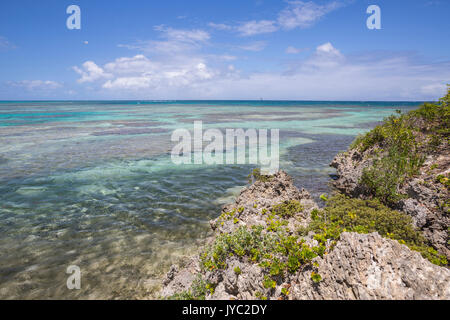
350,88,449,205
303,194,448,266
271,200,303,218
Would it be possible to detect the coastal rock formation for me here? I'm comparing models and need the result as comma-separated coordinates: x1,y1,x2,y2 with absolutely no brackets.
161,89,450,300
161,170,316,299
291,232,450,300
210,170,318,234
330,142,450,259
161,169,450,300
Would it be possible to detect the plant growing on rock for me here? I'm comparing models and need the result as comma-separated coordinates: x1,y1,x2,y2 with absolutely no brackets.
350,88,449,206
166,274,212,300
248,168,273,183
271,200,303,218
302,193,448,266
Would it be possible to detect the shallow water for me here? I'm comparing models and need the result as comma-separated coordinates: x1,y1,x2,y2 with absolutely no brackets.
0,100,420,299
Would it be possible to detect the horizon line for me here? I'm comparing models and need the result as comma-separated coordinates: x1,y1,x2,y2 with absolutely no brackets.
0,99,428,103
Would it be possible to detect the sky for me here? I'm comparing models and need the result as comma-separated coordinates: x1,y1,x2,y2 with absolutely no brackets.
0,0,449,101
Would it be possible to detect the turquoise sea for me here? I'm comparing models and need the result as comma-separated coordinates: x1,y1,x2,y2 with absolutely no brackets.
0,100,421,299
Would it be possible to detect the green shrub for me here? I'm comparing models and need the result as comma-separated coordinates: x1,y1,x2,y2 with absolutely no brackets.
200,225,278,271
303,194,448,266
271,200,303,218
350,88,449,205
350,125,387,152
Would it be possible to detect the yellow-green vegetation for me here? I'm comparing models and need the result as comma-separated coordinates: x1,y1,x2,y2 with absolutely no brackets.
217,208,236,225
255,291,268,300
166,274,214,300
435,173,450,190
234,266,242,275
300,194,448,266
247,168,273,183
281,287,290,296
351,87,449,205
264,200,302,232
200,201,326,290
271,200,303,218
310,272,322,283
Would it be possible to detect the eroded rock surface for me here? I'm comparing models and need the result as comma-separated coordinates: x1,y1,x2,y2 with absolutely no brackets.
160,170,450,300
211,170,318,234
331,147,450,259
291,232,450,300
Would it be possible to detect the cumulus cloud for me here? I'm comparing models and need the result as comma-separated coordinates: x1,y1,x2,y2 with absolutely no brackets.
302,42,344,69
74,53,221,92
73,61,112,83
73,41,449,101
74,26,238,93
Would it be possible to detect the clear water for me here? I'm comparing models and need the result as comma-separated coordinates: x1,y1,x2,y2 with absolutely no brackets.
0,100,421,299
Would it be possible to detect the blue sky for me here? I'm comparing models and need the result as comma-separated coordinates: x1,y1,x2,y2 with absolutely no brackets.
0,0,449,100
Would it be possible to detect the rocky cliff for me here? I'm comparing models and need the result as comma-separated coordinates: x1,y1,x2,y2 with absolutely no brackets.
331,91,449,259
161,171,449,300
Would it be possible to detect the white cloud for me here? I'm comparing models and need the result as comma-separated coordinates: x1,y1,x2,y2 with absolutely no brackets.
316,42,340,55
286,46,307,54
306,42,343,68
104,55,158,75
73,36,449,101
208,1,344,38
75,26,238,92
278,1,342,29
103,77,153,90
156,26,210,42
119,26,210,55
236,20,279,36
208,23,233,31
74,53,221,92
73,61,112,83
238,41,267,52
8,80,62,91
14,42,447,100
420,83,447,96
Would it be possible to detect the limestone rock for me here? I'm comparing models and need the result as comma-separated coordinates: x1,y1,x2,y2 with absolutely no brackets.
291,232,450,300
330,147,450,259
